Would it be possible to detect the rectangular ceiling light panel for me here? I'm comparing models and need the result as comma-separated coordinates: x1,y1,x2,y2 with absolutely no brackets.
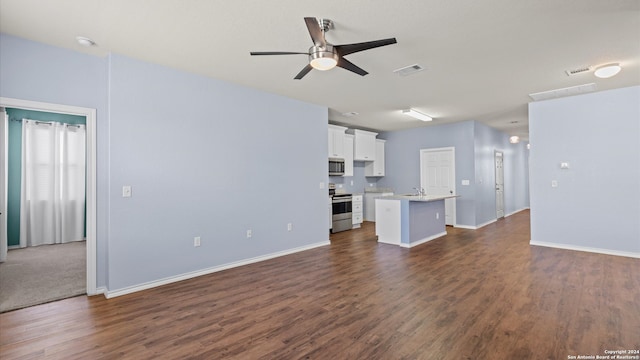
529,83,597,101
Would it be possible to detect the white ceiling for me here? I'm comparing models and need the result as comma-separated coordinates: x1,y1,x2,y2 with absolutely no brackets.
1,0,639,140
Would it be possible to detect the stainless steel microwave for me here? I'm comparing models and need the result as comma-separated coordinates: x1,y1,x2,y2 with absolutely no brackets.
329,158,345,176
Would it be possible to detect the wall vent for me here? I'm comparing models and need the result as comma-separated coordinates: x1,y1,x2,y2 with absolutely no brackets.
393,64,425,76
565,66,591,76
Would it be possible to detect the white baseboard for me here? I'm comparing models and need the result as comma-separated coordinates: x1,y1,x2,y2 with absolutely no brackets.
400,231,447,248
505,207,529,217
455,219,497,230
105,240,330,299
530,240,640,259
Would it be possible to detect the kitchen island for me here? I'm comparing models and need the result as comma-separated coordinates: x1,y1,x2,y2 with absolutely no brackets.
375,195,458,248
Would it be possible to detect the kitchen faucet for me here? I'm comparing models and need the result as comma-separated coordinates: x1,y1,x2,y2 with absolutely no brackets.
413,187,426,196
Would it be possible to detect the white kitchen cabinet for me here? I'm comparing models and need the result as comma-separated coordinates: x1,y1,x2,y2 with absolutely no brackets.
352,194,363,228
353,129,377,161
365,139,386,177
343,134,354,177
328,125,348,159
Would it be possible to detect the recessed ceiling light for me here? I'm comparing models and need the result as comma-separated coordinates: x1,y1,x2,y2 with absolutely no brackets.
594,63,621,78
401,108,432,122
341,111,359,117
76,36,96,47
509,136,520,144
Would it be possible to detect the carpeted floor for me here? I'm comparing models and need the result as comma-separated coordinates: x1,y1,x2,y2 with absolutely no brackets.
0,241,86,313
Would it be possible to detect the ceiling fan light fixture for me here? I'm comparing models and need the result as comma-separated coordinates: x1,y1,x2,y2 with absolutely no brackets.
402,108,432,122
594,63,621,78
309,47,338,71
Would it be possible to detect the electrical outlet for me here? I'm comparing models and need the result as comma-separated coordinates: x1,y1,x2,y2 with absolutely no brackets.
246,229,252,238
287,223,292,231
194,236,201,247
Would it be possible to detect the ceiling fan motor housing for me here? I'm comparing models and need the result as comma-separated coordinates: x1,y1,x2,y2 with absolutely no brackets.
309,45,339,70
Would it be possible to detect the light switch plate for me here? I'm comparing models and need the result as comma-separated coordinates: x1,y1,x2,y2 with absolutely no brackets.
462,179,470,186
551,180,558,188
122,185,132,197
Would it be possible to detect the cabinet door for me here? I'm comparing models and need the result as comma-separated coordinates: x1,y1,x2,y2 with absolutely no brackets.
353,130,377,161
328,125,347,158
365,140,385,176
343,134,354,176
374,140,385,176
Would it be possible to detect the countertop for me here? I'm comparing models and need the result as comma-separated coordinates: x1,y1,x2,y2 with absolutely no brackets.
378,194,459,202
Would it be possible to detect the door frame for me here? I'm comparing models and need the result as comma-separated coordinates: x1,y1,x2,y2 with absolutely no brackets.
419,147,456,226
494,150,505,219
0,97,97,296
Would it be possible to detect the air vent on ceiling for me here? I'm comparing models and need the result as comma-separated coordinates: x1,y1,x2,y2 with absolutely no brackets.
529,83,597,101
393,64,425,76
341,111,359,117
565,66,592,76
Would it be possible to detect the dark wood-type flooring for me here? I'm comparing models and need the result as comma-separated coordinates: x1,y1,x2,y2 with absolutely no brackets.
1,210,639,359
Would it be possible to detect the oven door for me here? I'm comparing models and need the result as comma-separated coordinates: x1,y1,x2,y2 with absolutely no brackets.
332,196,352,220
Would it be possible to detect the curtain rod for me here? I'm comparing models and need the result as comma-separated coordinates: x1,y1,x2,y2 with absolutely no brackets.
10,118,83,127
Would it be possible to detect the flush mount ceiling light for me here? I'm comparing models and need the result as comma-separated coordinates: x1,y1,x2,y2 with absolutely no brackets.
401,108,432,122
75,36,96,47
594,63,621,78
509,136,520,144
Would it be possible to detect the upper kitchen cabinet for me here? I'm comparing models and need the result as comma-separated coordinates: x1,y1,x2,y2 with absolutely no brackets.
343,134,354,177
353,129,378,161
365,139,386,177
328,124,348,159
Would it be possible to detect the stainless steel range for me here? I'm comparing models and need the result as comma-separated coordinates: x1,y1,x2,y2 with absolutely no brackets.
329,183,352,233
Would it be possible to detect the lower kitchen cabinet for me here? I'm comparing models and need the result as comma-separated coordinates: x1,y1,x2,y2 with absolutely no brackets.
352,194,363,228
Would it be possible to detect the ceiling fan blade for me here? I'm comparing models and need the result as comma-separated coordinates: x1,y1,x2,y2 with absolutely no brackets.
294,64,314,80
304,17,326,47
250,51,308,56
335,38,397,56
337,57,368,76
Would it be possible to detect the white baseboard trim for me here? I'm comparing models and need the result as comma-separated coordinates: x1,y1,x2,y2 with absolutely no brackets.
105,240,330,299
455,219,497,230
400,231,447,248
530,240,640,259
91,287,107,296
377,238,400,246
505,207,529,217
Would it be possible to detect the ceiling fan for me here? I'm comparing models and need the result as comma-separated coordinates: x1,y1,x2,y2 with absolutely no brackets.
250,17,397,79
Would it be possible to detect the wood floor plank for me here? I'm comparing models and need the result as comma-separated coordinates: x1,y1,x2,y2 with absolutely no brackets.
1,210,638,359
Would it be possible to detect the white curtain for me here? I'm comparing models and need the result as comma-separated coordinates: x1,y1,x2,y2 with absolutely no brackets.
0,108,7,262
20,119,86,247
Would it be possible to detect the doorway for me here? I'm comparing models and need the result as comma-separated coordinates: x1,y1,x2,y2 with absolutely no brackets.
420,147,456,226
0,97,97,297
495,150,505,219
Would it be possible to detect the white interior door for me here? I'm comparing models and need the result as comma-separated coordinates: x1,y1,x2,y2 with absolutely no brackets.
495,151,505,219
0,108,7,262
420,147,456,226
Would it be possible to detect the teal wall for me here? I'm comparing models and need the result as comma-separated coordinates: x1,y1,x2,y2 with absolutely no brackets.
6,108,86,246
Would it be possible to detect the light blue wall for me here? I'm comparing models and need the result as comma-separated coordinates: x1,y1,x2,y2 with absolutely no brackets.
0,33,110,287
474,122,530,225
529,86,640,255
106,54,328,290
329,162,381,194
377,120,529,228
377,121,477,226
1,33,329,293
